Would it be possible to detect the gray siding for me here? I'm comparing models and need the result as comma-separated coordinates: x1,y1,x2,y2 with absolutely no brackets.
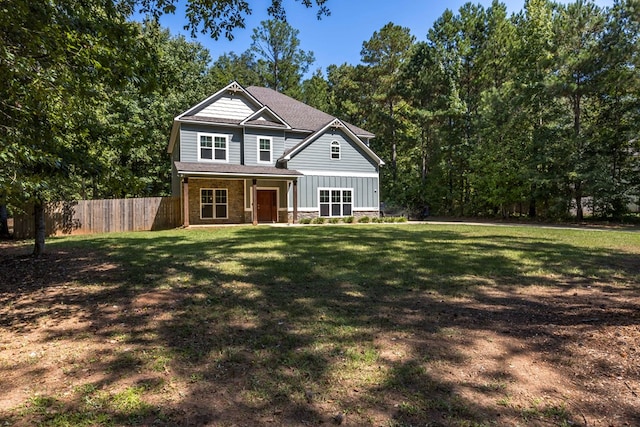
180,124,242,164
292,175,379,210
287,129,378,173
284,132,306,151
244,128,286,166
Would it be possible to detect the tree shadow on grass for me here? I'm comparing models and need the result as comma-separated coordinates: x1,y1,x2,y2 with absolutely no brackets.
0,225,638,425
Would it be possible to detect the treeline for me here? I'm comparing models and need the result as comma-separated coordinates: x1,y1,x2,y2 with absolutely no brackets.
180,0,640,219
2,0,639,249
308,0,639,220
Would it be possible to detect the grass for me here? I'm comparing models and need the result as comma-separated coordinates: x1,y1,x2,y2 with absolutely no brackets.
1,223,639,425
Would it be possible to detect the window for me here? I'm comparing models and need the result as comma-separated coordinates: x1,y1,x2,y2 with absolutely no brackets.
330,140,341,160
257,137,272,163
201,188,228,219
199,133,228,162
319,188,353,217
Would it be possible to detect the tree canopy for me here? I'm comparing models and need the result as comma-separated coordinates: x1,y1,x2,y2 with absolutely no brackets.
0,0,329,255
3,0,639,255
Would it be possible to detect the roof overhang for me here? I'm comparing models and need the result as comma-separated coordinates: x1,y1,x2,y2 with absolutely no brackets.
240,106,291,129
175,162,302,180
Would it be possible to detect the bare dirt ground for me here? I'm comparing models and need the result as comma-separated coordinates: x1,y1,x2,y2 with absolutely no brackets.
0,239,639,426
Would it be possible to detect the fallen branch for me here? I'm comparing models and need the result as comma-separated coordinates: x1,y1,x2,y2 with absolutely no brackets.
625,381,638,398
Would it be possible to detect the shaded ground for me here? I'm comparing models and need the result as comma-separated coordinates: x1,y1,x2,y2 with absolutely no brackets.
0,224,639,426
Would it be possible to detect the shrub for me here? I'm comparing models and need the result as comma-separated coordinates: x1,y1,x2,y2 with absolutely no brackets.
299,218,311,224
329,217,341,224
358,216,370,223
312,217,326,224
343,216,354,223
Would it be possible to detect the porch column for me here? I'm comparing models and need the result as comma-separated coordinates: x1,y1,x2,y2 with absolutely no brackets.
182,177,189,227
252,179,258,225
292,179,298,224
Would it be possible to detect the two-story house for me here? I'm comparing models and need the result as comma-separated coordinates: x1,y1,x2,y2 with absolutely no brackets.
167,81,383,225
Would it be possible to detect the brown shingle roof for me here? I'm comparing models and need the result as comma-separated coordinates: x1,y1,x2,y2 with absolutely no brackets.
245,86,374,138
181,116,240,125
174,162,301,177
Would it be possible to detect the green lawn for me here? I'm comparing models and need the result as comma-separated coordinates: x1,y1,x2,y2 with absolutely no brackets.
1,223,639,426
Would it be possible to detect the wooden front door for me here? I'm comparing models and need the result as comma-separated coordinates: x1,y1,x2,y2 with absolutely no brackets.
257,190,277,222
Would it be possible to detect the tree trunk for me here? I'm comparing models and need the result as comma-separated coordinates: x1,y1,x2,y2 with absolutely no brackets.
528,195,537,218
420,128,428,184
390,101,397,182
572,91,583,221
33,200,46,257
575,181,584,221
0,204,9,238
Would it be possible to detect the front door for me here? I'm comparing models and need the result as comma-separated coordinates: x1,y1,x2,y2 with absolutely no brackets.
257,190,277,222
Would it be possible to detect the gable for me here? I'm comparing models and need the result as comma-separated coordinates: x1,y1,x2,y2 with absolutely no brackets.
286,128,379,174
283,119,383,167
168,81,379,159
194,93,256,121
241,106,290,129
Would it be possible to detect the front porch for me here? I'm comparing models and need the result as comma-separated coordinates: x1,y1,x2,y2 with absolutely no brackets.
175,162,301,226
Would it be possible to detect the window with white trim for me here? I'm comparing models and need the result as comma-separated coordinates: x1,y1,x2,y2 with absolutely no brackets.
257,136,272,163
201,188,228,219
330,140,341,160
198,133,228,162
319,188,353,217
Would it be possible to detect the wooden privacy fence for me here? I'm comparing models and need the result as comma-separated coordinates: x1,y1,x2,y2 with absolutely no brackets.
13,197,181,239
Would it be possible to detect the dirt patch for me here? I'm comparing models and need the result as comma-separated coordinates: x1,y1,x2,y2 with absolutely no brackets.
0,240,638,426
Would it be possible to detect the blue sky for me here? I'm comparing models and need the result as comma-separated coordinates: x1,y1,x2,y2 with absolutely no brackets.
154,0,614,76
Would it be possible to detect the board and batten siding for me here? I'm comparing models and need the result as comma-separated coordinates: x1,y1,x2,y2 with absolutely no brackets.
194,94,255,120
291,175,379,211
243,128,286,166
286,129,378,173
180,124,242,164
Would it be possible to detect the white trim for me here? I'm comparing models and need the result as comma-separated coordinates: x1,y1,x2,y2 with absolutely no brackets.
178,170,299,179
289,207,379,213
297,170,379,178
256,136,273,165
197,132,229,163
200,188,229,220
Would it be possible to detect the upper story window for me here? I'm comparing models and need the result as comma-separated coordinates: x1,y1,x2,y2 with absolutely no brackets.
330,140,341,160
198,133,228,162
257,137,272,163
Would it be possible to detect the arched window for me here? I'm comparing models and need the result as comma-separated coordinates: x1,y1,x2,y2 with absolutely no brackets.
330,140,340,160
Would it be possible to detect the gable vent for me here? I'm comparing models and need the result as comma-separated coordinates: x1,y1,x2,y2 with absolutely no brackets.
227,82,243,94
329,119,343,129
